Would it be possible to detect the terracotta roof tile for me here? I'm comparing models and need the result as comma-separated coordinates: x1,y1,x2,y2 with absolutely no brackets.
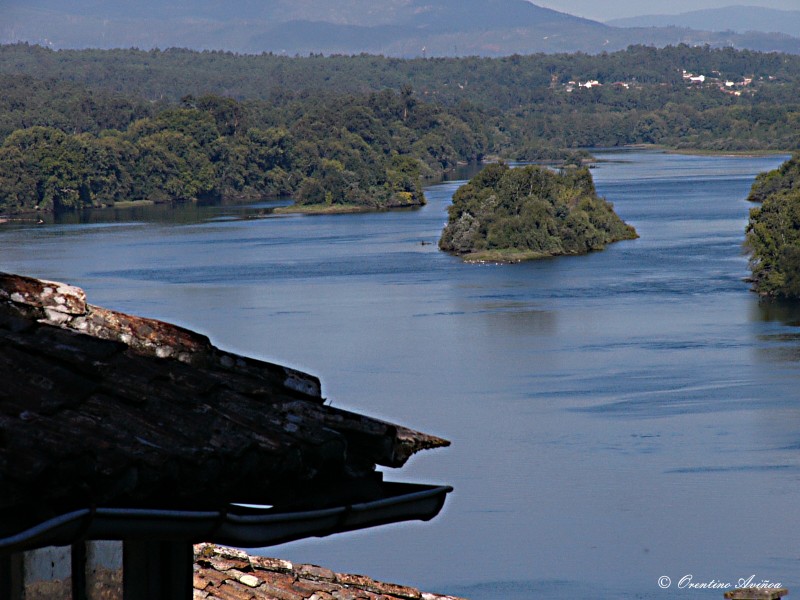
210,557,252,572
335,574,420,599
193,544,466,600
292,580,341,595
194,566,232,591
298,564,336,582
250,556,295,573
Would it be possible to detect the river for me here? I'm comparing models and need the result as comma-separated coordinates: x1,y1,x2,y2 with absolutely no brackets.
1,149,799,599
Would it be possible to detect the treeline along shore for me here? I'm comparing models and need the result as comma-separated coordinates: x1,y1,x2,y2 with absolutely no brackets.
0,88,488,214
746,153,800,298
2,43,800,215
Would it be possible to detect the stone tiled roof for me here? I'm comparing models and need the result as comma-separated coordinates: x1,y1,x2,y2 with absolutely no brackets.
193,544,466,600
0,272,450,540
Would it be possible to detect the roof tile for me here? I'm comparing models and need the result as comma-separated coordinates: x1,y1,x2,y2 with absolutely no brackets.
298,564,336,582
209,557,252,572
336,573,420,599
193,545,465,600
212,579,259,600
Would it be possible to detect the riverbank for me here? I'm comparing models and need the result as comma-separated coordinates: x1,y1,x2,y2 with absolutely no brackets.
454,241,638,265
458,248,555,264
622,143,792,157
273,194,429,215
273,203,381,215
0,216,44,225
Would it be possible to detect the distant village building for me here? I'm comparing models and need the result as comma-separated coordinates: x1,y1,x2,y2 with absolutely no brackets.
682,70,707,84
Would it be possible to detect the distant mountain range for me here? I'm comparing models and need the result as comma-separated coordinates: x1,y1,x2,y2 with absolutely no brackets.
607,5,800,38
3,0,800,56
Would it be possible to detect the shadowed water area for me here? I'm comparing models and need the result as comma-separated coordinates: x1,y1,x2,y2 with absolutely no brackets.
2,150,799,598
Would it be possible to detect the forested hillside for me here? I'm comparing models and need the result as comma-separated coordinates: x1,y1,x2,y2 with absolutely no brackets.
2,44,800,152
748,155,800,203
3,43,800,215
2,44,799,105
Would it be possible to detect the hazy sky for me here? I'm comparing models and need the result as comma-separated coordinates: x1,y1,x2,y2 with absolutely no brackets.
534,0,800,21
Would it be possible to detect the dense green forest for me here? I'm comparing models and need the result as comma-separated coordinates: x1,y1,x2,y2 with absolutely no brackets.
746,154,800,298
3,43,800,106
439,163,638,262
2,43,800,214
2,44,800,151
0,86,500,213
747,154,800,203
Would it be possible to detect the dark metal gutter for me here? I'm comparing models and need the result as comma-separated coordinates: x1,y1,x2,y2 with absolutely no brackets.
0,483,452,553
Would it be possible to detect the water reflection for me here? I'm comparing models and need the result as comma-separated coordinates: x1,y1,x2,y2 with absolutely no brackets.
48,196,293,226
752,298,800,362
754,297,800,327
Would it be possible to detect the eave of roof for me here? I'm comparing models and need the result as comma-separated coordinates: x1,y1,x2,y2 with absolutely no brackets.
0,272,452,544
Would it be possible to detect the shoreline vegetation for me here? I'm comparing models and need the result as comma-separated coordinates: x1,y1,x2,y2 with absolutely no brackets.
663,148,791,158
1,144,790,221
273,203,384,215
439,163,638,263
0,91,441,217
745,153,800,298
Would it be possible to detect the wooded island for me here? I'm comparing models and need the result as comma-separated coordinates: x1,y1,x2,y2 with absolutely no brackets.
439,164,637,262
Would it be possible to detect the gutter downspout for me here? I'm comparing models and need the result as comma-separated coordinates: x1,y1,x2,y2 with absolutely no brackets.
123,540,193,600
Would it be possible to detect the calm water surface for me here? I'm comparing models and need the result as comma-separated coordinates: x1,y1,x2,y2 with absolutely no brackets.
2,150,800,599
